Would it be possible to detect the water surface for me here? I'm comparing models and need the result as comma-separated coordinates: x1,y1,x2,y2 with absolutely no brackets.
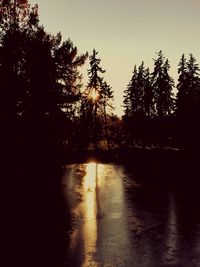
63,162,200,266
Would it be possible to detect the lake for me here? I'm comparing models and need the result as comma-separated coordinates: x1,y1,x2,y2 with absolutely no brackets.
62,161,200,266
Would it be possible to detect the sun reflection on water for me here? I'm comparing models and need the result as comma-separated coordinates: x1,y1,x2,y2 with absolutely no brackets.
84,162,98,218
82,162,100,267
64,162,133,266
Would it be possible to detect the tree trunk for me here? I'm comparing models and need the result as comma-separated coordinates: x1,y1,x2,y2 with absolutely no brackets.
94,102,98,150
104,104,110,149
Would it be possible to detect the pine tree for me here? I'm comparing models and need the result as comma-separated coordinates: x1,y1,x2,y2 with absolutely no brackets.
143,67,155,117
176,54,188,117
136,62,146,115
0,0,38,144
152,51,175,118
176,54,200,119
100,81,113,148
82,49,113,149
123,62,154,119
87,49,105,92
187,54,200,107
123,63,148,145
53,38,87,118
0,0,87,146
176,54,200,148
123,65,138,117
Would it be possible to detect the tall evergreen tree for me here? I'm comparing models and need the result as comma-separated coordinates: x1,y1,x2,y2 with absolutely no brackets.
0,0,87,146
176,54,200,148
54,37,87,117
176,54,200,118
143,67,155,117
0,0,38,144
87,49,105,93
100,81,113,148
176,54,188,117
187,54,200,108
123,65,138,117
123,63,150,145
124,62,154,119
136,62,146,115
81,49,113,149
151,50,175,118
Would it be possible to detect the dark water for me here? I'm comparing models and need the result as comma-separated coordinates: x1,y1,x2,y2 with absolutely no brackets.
63,161,200,266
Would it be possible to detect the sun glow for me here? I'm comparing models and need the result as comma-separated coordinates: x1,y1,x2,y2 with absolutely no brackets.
89,88,99,102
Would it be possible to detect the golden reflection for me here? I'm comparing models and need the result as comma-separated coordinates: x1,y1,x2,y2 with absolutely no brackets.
84,162,97,192
64,163,134,266
82,162,99,267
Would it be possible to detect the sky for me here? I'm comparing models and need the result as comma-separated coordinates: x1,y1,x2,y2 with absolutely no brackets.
29,0,200,116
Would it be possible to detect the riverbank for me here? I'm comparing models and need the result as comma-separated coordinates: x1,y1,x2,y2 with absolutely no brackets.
63,145,200,188
2,143,69,267
64,146,182,163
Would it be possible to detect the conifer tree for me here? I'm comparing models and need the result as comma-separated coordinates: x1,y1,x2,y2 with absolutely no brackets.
176,54,200,147
143,67,155,117
100,81,113,148
82,49,113,149
151,51,175,118
176,54,188,117
123,65,138,117
176,54,200,118
0,0,87,146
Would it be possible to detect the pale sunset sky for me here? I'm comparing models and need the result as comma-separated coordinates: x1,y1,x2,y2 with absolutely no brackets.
29,0,200,116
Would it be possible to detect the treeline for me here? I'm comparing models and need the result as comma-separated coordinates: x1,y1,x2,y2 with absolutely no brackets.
0,0,85,148
1,1,200,153
0,0,116,152
123,52,200,149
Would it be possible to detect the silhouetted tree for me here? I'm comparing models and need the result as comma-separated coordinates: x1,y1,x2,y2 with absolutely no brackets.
185,54,200,114
52,37,87,146
123,53,175,147
150,51,175,146
123,62,155,146
123,64,142,145
123,65,138,117
143,67,155,117
124,63,154,118
0,0,87,148
54,37,87,116
81,49,113,149
176,54,188,116
151,51,175,118
0,0,38,146
176,54,200,148
107,115,124,148
100,81,114,148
